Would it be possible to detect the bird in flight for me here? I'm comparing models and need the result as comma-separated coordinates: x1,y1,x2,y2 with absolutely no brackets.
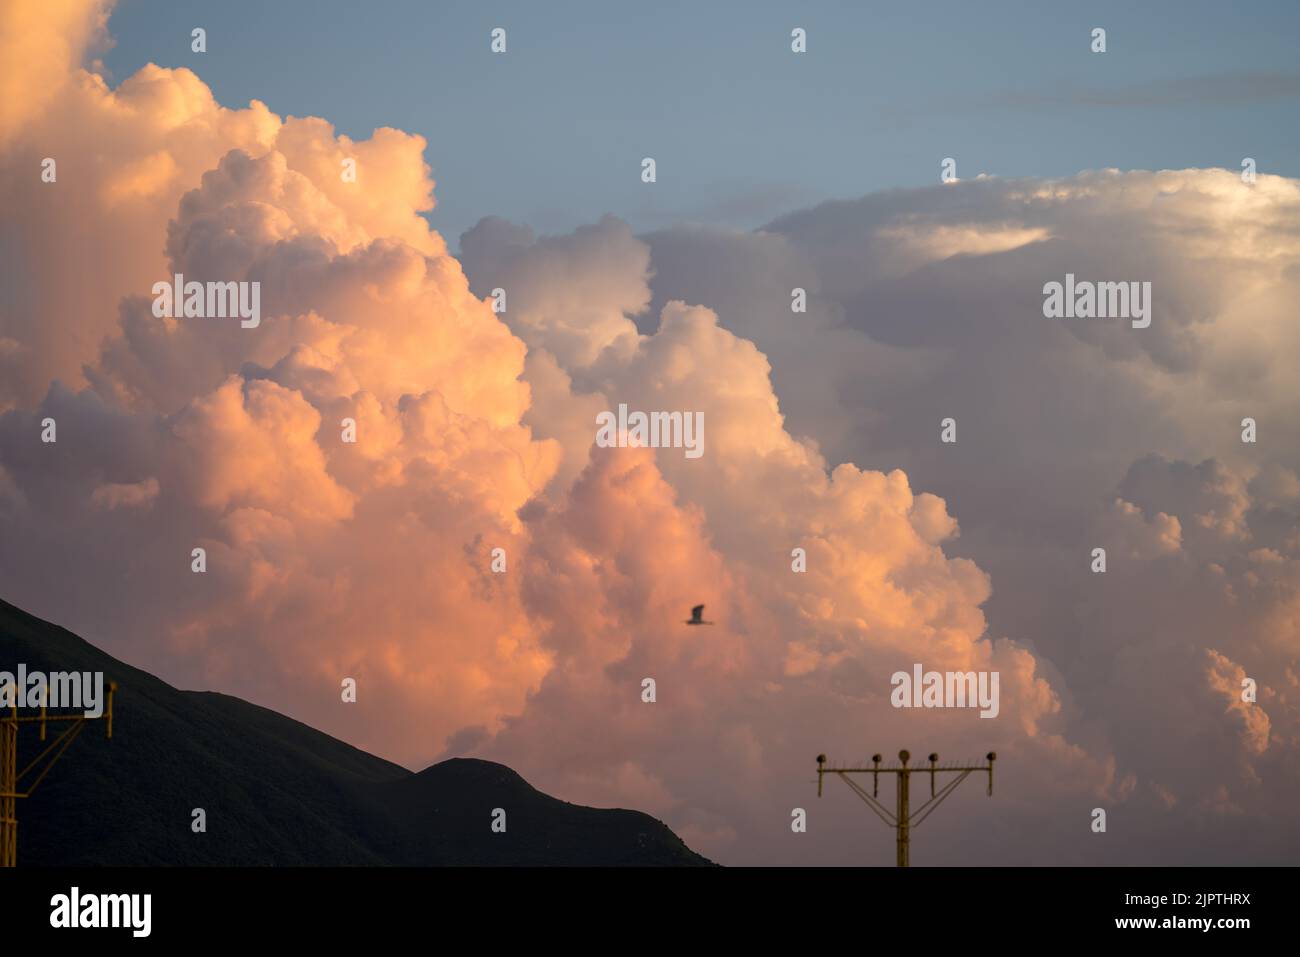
685,604,714,625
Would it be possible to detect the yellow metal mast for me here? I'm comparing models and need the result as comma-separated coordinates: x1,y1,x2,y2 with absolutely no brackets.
816,749,995,867
0,681,116,867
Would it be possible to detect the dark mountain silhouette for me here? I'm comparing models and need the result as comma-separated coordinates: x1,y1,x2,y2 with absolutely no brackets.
0,597,712,866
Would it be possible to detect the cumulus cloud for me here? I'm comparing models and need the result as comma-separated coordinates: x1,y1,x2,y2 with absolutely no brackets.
462,167,1300,862
1,1,560,760
0,1,439,413
3,0,1298,867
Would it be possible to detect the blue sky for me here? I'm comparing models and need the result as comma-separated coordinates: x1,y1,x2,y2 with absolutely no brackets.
102,0,1300,249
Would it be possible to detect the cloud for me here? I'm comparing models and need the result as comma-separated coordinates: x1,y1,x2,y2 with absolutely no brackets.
966,72,1300,112
460,167,1300,861
884,72,1300,127
0,0,114,145
0,7,440,414
0,2,561,759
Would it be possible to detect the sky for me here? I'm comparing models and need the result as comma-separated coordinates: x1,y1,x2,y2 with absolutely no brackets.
99,0,1300,247
2,0,1300,868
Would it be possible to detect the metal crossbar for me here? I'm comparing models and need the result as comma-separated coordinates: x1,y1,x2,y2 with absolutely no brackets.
0,682,117,866
816,749,995,866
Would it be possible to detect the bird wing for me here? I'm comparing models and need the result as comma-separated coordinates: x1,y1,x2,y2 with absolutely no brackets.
691,604,704,621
